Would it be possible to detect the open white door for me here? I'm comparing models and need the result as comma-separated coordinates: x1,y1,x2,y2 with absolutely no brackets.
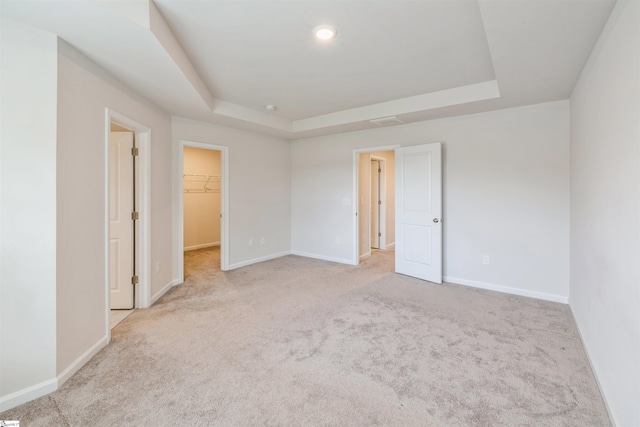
109,131,134,308
395,143,442,283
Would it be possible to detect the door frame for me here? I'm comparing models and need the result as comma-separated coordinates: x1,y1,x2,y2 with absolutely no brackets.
352,145,399,265
177,140,230,281
104,109,151,340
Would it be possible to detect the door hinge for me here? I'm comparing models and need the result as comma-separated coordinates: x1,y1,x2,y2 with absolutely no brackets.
378,200,382,205
131,147,139,156
131,275,139,285
131,211,139,220
378,232,382,237
378,168,381,173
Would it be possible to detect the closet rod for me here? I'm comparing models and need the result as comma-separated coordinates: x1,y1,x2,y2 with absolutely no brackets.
183,173,220,178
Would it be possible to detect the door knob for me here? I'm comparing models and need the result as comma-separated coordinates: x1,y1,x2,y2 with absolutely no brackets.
433,218,439,223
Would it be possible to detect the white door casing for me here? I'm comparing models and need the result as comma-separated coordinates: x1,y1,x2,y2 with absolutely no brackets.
109,131,134,308
395,143,442,283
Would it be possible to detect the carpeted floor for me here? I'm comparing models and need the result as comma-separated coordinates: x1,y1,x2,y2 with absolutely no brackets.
1,248,610,426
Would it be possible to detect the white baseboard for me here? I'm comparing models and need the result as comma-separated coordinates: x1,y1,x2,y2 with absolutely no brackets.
150,279,180,305
0,335,108,412
57,336,108,387
228,251,292,270
569,306,616,427
0,377,57,413
359,252,371,261
443,276,569,304
386,242,396,250
290,250,355,266
184,242,220,251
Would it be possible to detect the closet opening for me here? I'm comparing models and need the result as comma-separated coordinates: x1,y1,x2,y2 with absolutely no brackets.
177,141,230,284
183,146,222,278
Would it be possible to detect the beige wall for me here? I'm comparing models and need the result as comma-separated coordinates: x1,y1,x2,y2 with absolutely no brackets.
56,40,174,375
183,147,221,250
172,118,291,271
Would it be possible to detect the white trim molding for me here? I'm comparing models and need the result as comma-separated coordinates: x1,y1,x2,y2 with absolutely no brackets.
569,306,616,426
444,276,569,304
0,378,57,413
151,279,180,305
228,251,291,270
57,336,109,387
0,336,108,412
291,250,354,266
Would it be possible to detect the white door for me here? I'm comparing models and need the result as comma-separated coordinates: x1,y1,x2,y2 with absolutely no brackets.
109,131,134,308
395,143,442,283
370,159,380,249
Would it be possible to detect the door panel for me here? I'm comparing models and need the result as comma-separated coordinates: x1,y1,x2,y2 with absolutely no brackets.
395,143,442,283
109,131,134,308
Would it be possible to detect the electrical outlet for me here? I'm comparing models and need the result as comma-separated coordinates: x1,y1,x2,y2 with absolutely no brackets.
482,255,490,265
260,237,265,244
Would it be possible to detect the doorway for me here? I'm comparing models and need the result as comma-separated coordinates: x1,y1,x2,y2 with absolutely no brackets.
356,149,396,262
177,141,229,283
105,111,151,336
353,143,443,284
183,147,222,277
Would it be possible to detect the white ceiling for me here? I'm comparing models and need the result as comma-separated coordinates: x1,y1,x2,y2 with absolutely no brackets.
1,0,616,138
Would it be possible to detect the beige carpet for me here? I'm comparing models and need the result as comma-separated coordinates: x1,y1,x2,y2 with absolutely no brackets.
1,248,610,426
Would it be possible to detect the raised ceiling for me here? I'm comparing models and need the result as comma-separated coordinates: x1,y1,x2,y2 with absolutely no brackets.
2,0,616,138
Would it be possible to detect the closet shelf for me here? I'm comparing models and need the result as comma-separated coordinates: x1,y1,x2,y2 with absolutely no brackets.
183,173,220,192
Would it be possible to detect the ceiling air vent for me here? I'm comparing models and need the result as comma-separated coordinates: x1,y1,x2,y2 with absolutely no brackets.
369,116,405,127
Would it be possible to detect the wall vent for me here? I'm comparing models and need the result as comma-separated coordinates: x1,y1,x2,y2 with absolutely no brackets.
369,116,405,127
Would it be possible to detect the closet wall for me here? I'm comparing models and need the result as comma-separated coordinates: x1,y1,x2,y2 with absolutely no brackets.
183,147,221,250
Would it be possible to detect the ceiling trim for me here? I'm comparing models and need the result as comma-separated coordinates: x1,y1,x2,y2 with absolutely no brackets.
149,1,215,111
292,80,501,133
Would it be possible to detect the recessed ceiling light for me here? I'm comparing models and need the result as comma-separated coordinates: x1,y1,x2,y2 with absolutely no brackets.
265,104,277,112
314,25,337,41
